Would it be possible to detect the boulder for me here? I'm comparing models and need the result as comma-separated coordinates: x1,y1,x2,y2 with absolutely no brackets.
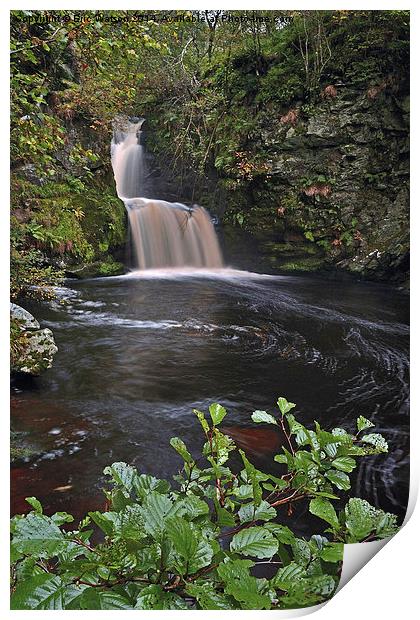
11,303,58,375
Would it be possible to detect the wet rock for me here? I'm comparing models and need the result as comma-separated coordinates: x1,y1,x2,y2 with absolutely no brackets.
11,303,58,375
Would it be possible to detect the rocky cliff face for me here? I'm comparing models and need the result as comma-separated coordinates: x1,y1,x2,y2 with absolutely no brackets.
225,85,409,283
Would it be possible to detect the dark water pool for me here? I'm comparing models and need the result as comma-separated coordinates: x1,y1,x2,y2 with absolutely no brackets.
11,268,409,528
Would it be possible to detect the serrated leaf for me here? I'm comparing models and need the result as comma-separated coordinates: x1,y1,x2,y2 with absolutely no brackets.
217,559,271,609
209,403,227,426
376,512,399,538
170,437,193,463
11,574,86,610
165,517,213,574
103,462,138,494
271,562,305,588
277,397,296,415
230,526,278,559
11,514,70,557
320,542,344,562
286,414,312,447
265,523,296,545
168,495,209,520
239,450,263,505
251,410,278,425
291,538,311,566
193,409,210,433
360,433,388,453
357,416,374,432
135,584,188,609
344,498,374,540
185,582,234,609
140,492,173,537
78,588,134,609
238,500,276,524
88,511,116,537
214,502,236,527
165,517,197,560
323,442,339,458
134,473,170,499
325,469,351,490
331,456,356,473
232,484,254,499
309,497,339,529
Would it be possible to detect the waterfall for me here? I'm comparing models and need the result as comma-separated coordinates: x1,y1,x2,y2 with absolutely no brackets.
111,118,224,270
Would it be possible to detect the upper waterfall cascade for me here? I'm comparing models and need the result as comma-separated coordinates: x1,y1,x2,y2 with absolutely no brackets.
111,119,223,270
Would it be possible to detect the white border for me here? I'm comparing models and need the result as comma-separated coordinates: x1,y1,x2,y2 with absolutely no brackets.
1,2,416,618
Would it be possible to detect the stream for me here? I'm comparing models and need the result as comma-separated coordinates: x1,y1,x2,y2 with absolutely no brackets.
11,268,409,528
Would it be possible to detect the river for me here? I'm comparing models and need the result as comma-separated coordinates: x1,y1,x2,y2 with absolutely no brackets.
11,268,409,529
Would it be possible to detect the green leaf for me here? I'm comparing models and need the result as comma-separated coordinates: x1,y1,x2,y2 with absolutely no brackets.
134,474,170,499
357,416,374,432
265,523,296,545
170,437,194,463
325,469,351,491
11,574,86,610
251,410,278,425
286,414,312,447
193,409,210,433
238,500,276,524
239,450,263,505
11,514,70,557
360,433,388,453
309,497,339,529
135,585,188,609
343,498,398,542
78,588,134,609
165,517,196,560
25,497,43,514
277,397,296,415
331,456,357,473
344,498,374,540
214,502,236,527
185,582,234,609
165,517,213,574
291,538,312,567
376,512,399,538
232,484,254,499
271,562,305,588
218,559,271,609
88,511,116,537
320,542,344,563
230,526,278,559
169,496,209,520
103,462,138,494
209,403,227,426
140,492,173,537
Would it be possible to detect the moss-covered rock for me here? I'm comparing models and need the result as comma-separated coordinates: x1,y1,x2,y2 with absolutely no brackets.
66,257,125,279
10,303,58,375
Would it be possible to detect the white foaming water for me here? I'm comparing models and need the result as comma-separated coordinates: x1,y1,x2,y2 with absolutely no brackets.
111,119,223,270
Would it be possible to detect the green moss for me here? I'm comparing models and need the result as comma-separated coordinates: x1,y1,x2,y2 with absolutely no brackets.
98,258,125,276
11,173,127,269
11,431,37,463
278,257,327,272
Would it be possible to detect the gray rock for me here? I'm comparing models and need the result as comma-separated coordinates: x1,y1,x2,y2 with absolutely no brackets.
11,303,58,375
10,303,40,329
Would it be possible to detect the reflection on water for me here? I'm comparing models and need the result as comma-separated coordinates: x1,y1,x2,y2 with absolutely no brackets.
11,270,409,528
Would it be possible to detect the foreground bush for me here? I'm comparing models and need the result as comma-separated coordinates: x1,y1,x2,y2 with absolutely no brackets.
11,398,398,610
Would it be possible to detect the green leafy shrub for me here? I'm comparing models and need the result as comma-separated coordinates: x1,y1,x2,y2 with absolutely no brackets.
11,397,399,610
